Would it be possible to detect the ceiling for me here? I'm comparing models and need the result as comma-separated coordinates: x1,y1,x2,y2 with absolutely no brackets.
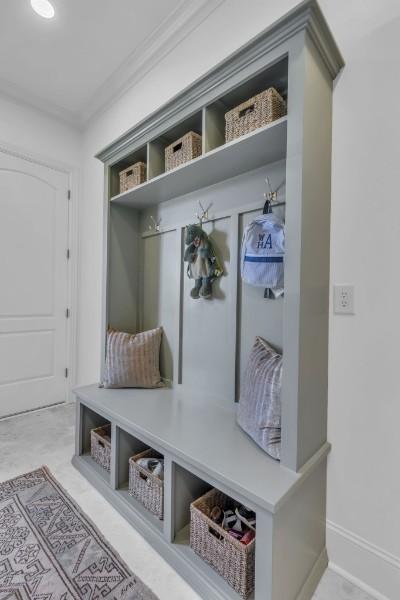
0,0,220,126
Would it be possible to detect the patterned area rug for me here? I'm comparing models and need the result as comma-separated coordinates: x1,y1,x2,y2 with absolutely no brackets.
0,467,158,599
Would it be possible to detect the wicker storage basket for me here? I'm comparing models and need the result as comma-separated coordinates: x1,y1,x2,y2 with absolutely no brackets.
190,488,255,599
225,87,286,143
129,449,164,520
165,131,202,172
90,424,111,472
119,162,146,193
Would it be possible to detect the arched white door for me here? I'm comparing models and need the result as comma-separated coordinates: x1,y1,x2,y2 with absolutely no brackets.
0,150,69,418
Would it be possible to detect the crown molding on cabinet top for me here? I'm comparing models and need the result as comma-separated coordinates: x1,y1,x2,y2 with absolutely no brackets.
80,0,226,126
96,0,344,165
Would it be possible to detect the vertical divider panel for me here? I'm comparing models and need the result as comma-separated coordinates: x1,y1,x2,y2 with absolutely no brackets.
163,456,174,542
228,213,240,402
254,510,274,600
201,107,207,156
75,400,83,456
172,464,211,541
203,102,226,152
281,33,333,471
100,165,111,381
116,427,149,488
137,218,144,333
148,139,166,180
110,422,118,489
174,228,184,385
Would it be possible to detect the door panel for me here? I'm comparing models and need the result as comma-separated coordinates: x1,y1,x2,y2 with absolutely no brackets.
0,152,69,417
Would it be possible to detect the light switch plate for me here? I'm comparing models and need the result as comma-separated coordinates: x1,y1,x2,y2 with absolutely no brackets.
334,285,355,314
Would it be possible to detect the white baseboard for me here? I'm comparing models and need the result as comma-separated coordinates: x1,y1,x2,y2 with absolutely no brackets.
327,520,400,600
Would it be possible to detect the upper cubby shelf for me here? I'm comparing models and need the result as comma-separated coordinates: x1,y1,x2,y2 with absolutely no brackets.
110,116,287,209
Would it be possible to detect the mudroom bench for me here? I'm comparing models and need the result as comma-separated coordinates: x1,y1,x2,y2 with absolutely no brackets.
73,383,330,600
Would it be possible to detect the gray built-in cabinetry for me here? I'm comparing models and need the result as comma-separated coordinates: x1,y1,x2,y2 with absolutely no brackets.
73,2,344,599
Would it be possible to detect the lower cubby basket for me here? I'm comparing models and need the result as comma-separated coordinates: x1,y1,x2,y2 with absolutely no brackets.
190,488,256,599
129,448,164,520
90,424,111,472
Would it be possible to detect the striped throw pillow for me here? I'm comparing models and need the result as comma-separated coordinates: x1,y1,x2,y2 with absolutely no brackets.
103,328,163,389
237,336,282,460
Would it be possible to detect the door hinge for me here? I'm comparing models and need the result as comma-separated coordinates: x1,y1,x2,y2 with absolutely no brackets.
65,308,70,319
65,368,69,378
67,190,71,200
66,248,70,260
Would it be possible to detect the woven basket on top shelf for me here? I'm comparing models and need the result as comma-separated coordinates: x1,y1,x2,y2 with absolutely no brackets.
225,87,286,143
90,424,111,472
129,448,164,520
165,131,202,172
119,161,147,194
190,488,255,599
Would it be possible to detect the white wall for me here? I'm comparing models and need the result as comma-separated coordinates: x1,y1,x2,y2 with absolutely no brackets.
0,93,80,166
77,2,400,598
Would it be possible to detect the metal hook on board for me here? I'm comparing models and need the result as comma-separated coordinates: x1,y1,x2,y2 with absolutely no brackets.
195,201,212,228
149,216,162,232
263,175,286,214
263,175,278,214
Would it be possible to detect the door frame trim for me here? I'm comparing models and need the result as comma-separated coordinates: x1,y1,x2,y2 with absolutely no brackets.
0,139,79,404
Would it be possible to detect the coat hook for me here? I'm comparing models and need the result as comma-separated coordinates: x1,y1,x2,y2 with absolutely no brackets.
149,216,162,232
265,176,278,203
195,201,212,227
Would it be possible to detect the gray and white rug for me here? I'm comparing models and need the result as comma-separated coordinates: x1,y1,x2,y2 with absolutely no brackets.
0,466,158,599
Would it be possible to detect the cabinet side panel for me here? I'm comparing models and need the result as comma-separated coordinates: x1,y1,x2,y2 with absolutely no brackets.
282,34,333,470
297,40,332,468
272,460,327,600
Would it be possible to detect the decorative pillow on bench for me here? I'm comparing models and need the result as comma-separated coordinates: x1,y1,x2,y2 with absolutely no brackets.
103,327,164,389
237,336,282,460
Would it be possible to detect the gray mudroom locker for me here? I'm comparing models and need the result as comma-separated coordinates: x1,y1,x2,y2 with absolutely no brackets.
73,1,344,598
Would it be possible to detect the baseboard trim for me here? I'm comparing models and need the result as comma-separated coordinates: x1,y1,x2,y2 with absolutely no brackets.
327,520,400,600
327,520,400,570
328,562,391,600
297,548,328,600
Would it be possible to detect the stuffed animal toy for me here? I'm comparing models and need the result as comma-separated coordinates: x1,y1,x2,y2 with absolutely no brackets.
184,223,223,299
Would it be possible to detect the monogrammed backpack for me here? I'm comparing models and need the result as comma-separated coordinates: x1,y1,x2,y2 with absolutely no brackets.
240,213,285,289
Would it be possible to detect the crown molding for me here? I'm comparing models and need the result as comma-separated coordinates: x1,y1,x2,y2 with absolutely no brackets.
96,0,344,164
0,0,225,129
80,0,226,125
0,76,79,128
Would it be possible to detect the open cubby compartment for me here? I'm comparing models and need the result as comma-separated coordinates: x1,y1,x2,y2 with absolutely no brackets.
110,144,148,198
204,56,288,152
114,426,164,532
147,111,203,179
106,201,175,386
78,404,111,484
172,463,256,600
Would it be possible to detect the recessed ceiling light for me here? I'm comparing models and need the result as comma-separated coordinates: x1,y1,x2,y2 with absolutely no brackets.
30,0,55,19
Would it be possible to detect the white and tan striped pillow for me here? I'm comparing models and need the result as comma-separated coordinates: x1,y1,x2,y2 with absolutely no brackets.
103,328,163,389
237,336,282,460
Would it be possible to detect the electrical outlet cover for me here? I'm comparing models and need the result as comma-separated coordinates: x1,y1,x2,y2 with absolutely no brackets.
334,285,355,314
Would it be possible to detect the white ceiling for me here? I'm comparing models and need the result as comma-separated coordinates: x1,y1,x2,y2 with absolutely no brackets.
0,0,221,125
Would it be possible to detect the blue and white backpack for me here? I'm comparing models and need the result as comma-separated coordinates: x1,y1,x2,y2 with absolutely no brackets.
240,213,285,291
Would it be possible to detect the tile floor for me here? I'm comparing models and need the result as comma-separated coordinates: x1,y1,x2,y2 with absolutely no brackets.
0,403,375,600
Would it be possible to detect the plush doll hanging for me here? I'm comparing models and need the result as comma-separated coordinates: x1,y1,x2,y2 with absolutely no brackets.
184,223,223,299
